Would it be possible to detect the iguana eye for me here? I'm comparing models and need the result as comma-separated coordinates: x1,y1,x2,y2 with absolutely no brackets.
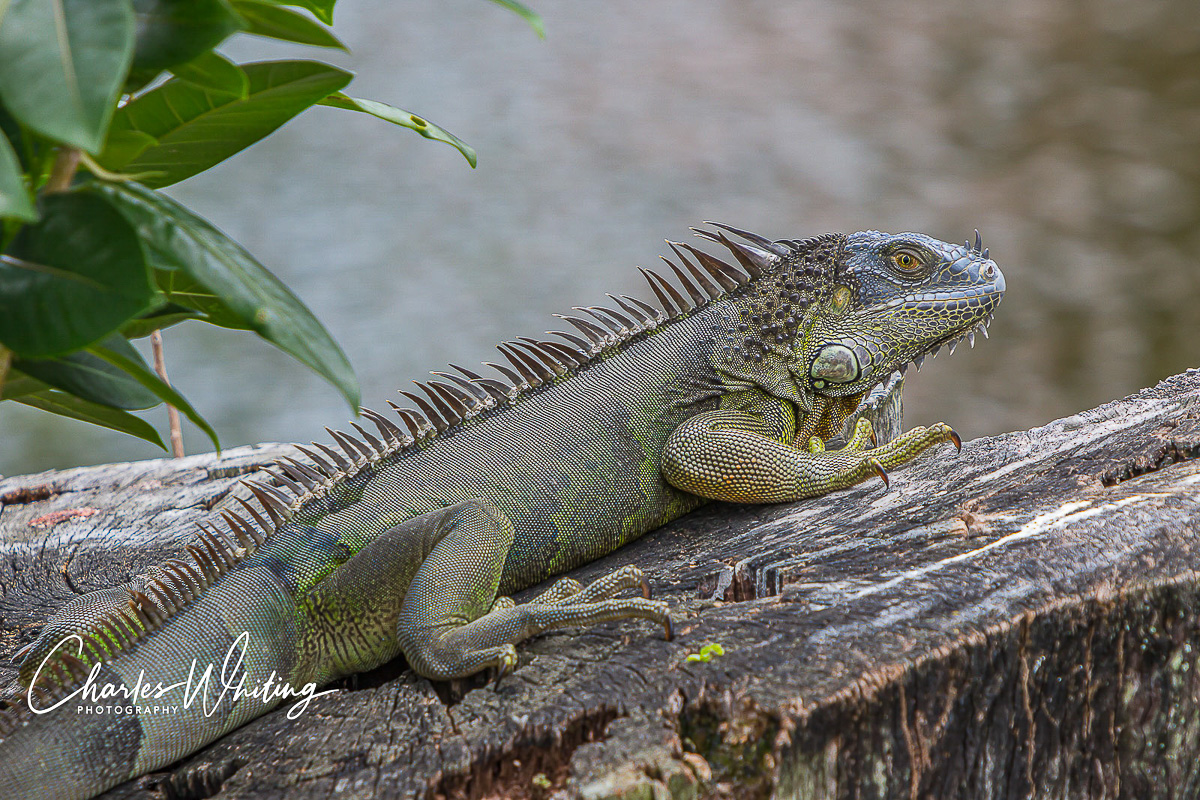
892,250,922,271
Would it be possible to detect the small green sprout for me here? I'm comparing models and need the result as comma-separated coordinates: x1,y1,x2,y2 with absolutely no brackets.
685,643,725,663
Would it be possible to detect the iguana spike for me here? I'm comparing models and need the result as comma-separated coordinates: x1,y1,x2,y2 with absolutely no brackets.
293,445,335,476
639,267,684,315
576,306,627,335
234,497,272,541
164,560,201,600
553,314,608,344
510,342,558,380
244,481,290,525
351,422,386,454
197,522,236,568
360,407,406,444
620,294,665,323
548,329,596,353
60,652,90,680
982,247,989,259
148,576,181,612
607,294,651,326
387,401,429,440
128,589,164,627
195,522,233,568
497,344,543,386
662,257,706,306
675,241,746,290
518,338,576,368
449,363,485,380
667,242,721,298
282,456,325,485
223,511,263,549
275,460,316,490
429,379,478,411
187,544,219,583
400,390,449,432
431,372,492,405
161,562,195,602
417,381,464,424
482,360,524,387
593,303,638,331
312,442,352,473
426,382,471,419
205,517,241,553
512,341,567,377
534,339,583,368
974,230,982,254
327,427,372,462
704,221,791,257
695,228,770,278
264,467,306,496
252,478,296,513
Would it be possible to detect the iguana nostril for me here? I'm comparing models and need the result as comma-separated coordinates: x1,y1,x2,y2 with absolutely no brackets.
984,263,996,279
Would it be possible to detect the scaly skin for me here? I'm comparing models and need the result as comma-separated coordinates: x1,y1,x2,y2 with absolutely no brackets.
0,225,1003,799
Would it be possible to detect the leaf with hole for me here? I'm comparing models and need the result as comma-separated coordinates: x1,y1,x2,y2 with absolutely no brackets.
319,93,476,167
0,0,135,152
0,192,155,358
100,60,352,188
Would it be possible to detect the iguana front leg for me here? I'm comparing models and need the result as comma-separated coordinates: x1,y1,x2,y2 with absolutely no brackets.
303,500,670,683
660,390,959,503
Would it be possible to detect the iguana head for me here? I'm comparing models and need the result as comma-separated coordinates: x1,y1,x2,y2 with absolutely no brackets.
688,224,1004,408
796,229,1005,398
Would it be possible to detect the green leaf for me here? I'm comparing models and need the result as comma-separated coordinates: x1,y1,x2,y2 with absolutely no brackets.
170,51,249,99
230,0,345,49
319,93,476,168
89,181,360,409
16,388,166,449
99,129,158,169
130,0,245,75
0,191,155,357
15,334,161,409
0,0,136,153
486,0,544,38
0,132,35,221
100,60,353,188
0,369,47,400
89,340,219,449
271,0,336,26
120,303,202,338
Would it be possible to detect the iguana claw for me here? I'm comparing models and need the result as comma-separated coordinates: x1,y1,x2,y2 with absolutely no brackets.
639,574,652,599
868,457,889,489
947,427,962,452
662,616,674,642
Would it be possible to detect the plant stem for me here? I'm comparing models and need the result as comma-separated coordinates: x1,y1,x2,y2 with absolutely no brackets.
151,331,185,458
0,344,10,401
44,147,81,194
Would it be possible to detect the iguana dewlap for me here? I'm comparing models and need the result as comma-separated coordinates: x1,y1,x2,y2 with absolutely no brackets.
0,224,1003,800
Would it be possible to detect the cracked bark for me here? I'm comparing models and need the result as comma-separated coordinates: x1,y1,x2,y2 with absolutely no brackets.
2,370,1200,799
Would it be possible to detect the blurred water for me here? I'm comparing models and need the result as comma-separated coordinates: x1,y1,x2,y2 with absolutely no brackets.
2,0,1198,477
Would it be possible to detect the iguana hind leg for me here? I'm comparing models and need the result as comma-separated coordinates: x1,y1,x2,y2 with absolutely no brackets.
312,499,668,682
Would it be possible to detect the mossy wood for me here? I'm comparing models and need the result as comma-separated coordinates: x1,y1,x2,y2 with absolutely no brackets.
2,369,1198,799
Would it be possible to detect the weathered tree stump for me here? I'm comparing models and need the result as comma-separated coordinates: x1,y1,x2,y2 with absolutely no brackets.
2,369,1199,799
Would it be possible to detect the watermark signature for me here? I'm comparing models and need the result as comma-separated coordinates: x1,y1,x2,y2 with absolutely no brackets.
26,632,336,720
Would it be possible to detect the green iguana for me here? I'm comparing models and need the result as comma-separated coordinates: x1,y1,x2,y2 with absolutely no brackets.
0,223,1004,799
